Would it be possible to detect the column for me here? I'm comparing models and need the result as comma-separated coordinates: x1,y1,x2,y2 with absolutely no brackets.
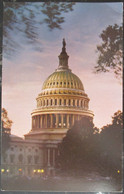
75,99,77,107
61,114,64,128
67,114,70,128
35,116,37,129
50,114,53,128
83,100,85,109
45,115,47,128
32,117,33,129
38,115,40,129
40,115,43,129
72,114,75,126
56,114,59,128
53,149,56,167
47,149,50,167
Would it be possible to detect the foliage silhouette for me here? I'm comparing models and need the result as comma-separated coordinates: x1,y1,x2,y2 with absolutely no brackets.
1,108,12,155
58,117,99,170
95,24,123,80
58,111,122,179
3,2,75,58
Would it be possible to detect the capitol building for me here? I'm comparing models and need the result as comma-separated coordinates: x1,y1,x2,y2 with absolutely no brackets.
2,40,94,176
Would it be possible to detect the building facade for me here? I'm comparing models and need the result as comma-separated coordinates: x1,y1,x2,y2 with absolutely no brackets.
2,39,94,177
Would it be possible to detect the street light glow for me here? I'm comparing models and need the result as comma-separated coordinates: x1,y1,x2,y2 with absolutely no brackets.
1,169,5,172
41,169,44,173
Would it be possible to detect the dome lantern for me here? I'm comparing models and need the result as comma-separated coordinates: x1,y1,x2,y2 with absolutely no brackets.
58,39,69,71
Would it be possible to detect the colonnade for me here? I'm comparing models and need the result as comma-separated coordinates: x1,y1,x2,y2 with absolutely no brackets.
37,98,89,109
32,114,82,129
43,148,57,167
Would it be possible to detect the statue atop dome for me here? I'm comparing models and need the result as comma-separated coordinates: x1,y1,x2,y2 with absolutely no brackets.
62,38,66,53
57,39,69,71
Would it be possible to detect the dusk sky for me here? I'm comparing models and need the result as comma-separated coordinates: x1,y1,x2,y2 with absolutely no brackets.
2,2,123,137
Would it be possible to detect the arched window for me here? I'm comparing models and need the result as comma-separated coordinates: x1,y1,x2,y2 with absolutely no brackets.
11,147,14,151
73,100,75,106
18,154,23,163
47,99,49,106
27,155,32,164
64,99,66,106
59,99,62,105
34,155,39,164
55,99,57,105
10,154,15,163
77,100,79,107
68,99,71,106
60,82,62,85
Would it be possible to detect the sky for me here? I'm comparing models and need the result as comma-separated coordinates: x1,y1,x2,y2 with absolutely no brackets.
2,2,123,137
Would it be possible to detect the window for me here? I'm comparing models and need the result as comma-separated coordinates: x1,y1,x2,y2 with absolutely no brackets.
11,147,14,151
35,149,38,152
51,99,52,106
57,82,58,85
55,99,57,105
53,82,55,85
64,99,66,106
73,100,75,106
47,99,48,106
10,154,15,163
41,101,42,106
27,155,32,164
77,100,79,107
3,154,7,163
81,100,82,107
20,148,22,151
34,155,39,164
64,82,66,85
68,99,71,106
18,154,23,163
60,82,62,85
68,82,69,85
59,99,62,105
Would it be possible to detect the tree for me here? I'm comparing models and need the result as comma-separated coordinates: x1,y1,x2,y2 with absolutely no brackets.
3,2,75,58
1,108,13,155
99,110,123,177
58,117,99,170
94,24,123,80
